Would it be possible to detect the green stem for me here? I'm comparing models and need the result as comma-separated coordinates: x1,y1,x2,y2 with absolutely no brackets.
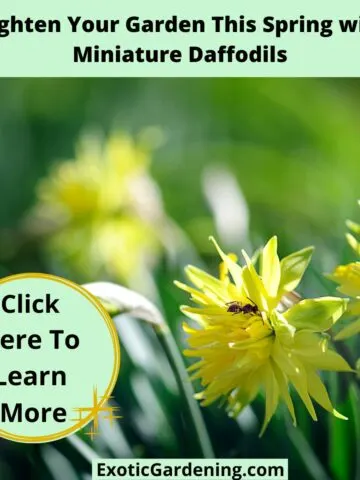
349,384,360,480
87,284,214,459
67,434,100,463
331,336,360,391
155,325,214,458
285,417,331,480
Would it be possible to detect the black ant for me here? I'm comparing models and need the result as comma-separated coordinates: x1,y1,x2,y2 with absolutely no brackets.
226,298,259,315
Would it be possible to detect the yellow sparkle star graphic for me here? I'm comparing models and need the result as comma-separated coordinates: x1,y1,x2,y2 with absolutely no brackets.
72,386,121,439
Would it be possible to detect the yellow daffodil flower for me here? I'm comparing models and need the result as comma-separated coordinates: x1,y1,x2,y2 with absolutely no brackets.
329,263,360,341
31,130,164,283
345,200,360,256
175,236,351,434
328,201,360,340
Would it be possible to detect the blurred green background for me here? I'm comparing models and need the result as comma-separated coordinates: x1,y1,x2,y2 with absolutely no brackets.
0,78,360,480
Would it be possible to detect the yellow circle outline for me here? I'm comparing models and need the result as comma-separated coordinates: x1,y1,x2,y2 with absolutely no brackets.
0,272,121,444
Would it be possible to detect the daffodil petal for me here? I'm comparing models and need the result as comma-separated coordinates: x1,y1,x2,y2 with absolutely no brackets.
209,236,243,289
270,311,296,345
334,317,360,341
330,263,360,293
303,348,353,372
227,373,261,418
306,371,347,420
271,360,296,426
348,300,360,316
187,359,205,373
260,364,279,436
289,370,317,421
277,246,314,301
185,265,228,300
241,250,268,311
284,297,348,332
174,280,217,306
337,284,360,297
346,219,360,235
219,253,238,282
346,233,360,256
261,236,281,299
180,306,207,326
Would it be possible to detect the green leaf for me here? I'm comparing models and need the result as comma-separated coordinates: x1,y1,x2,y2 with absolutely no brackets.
328,374,353,480
83,282,165,328
286,417,331,480
349,384,360,480
277,246,314,299
284,297,348,332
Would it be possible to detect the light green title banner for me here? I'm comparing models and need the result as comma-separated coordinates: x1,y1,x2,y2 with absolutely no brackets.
1,0,360,76
92,459,288,480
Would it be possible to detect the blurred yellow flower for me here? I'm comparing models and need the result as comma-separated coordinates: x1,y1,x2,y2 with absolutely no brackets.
31,129,165,283
175,237,351,434
328,201,360,340
345,200,360,256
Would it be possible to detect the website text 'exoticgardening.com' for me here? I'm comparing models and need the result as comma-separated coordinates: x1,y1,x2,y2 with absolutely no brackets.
92,459,288,480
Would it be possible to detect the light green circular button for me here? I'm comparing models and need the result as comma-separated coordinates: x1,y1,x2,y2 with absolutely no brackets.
0,273,120,443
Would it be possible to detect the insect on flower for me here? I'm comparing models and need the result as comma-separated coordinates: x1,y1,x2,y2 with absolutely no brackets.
226,299,259,315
